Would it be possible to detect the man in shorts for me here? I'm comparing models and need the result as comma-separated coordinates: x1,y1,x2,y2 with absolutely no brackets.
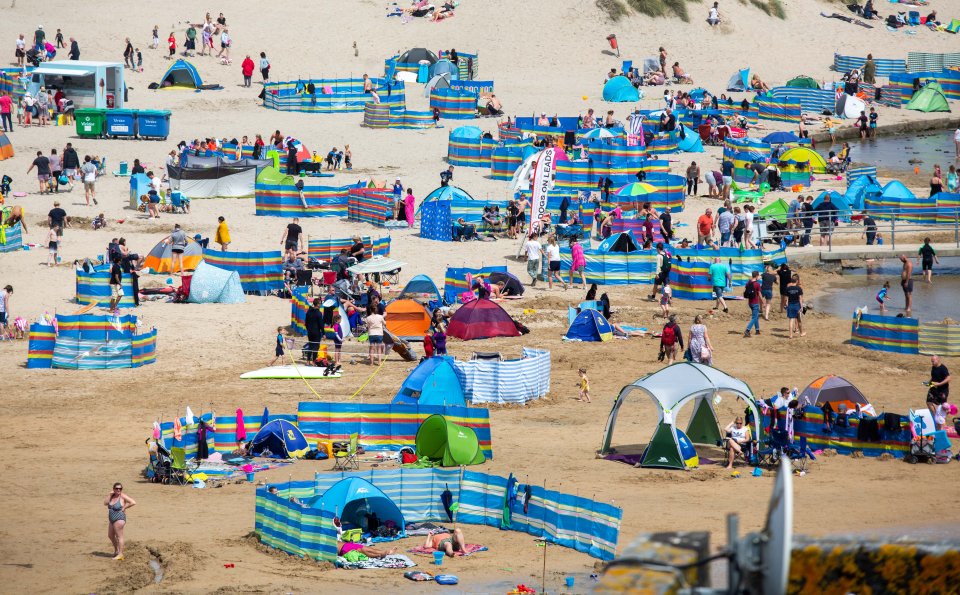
108,259,124,312
27,150,51,194
708,257,730,313
697,208,713,247
917,237,939,284
281,217,303,260
47,201,68,240
899,254,913,314
81,155,98,205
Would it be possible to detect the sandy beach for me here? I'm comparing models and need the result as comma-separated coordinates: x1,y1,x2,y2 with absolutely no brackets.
1,1,958,593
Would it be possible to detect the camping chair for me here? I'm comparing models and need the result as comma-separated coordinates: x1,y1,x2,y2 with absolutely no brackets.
756,430,814,472
908,11,920,25
151,443,174,484
170,446,189,485
169,191,187,214
471,352,502,361
332,433,360,471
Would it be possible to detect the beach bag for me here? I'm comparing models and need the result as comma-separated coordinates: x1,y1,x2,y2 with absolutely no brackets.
701,346,711,360
341,528,363,543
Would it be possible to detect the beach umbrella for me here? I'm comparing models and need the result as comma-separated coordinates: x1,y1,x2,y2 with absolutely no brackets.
143,235,203,274
580,127,614,141
236,408,247,442
762,131,801,145
260,407,269,428
615,182,657,198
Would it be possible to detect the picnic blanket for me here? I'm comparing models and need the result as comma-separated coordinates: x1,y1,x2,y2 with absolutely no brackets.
408,544,488,557
337,554,416,570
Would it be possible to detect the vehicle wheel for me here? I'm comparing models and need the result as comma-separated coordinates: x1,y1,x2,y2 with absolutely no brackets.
904,455,917,464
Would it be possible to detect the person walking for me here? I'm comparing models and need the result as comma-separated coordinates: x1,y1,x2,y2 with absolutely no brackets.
241,55,255,87
743,270,763,337
709,257,730,313
215,216,230,250
0,284,12,337
785,273,805,338
259,52,270,82
68,37,79,60
27,150,51,194
524,232,543,287
123,38,135,69
365,307,385,365
761,263,777,320
105,483,135,560
304,297,324,365
688,315,713,365
568,236,586,289
659,314,683,365
81,155,98,205
918,237,939,284
169,224,188,275
545,235,566,289
685,161,700,196
899,254,914,314
404,188,415,227
0,91,13,132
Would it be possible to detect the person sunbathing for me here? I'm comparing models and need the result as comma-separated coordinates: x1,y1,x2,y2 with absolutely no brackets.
750,74,770,93
339,541,395,558
424,528,466,557
486,94,503,116
430,3,454,20
672,62,693,84
724,417,752,469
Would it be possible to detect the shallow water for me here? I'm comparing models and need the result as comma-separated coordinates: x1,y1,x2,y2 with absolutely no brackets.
840,130,958,175
813,257,960,321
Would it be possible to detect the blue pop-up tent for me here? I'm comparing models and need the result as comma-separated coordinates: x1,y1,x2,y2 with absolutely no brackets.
306,477,405,534
392,356,466,406
250,419,309,458
726,68,750,92
565,309,614,342
158,59,203,88
603,76,640,102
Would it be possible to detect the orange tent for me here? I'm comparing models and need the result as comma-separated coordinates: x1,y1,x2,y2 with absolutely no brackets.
0,131,12,161
385,299,432,340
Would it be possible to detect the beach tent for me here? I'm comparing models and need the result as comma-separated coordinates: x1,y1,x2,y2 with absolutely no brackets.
677,126,704,152
602,76,640,102
250,419,309,458
447,298,521,340
157,59,203,89
421,184,476,204
758,197,789,223
144,236,203,274
398,274,444,306
423,73,451,97
844,174,883,211
947,19,960,33
778,147,827,174
0,131,13,160
415,414,485,466
597,230,641,253
812,190,851,217
600,363,760,470
305,477,405,534
799,375,876,416
430,59,460,80
726,68,750,92
835,93,866,119
398,48,438,66
785,75,820,89
186,261,245,304
905,82,950,113
384,298,432,340
392,356,466,406
565,309,613,342
487,271,524,297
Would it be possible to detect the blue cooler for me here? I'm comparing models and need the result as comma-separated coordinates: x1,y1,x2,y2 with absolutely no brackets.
104,109,138,138
136,110,172,140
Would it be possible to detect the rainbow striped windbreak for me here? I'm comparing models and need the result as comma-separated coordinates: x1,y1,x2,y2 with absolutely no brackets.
263,78,405,114
850,313,919,354
202,249,283,293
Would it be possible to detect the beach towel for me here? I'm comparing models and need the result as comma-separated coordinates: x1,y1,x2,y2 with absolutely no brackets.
337,554,416,569
408,544,488,557
405,522,451,536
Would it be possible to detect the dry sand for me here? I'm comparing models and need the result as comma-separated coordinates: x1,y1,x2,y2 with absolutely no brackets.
1,1,958,593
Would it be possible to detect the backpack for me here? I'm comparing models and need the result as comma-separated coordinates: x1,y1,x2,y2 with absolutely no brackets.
743,280,757,299
661,253,672,274
661,324,676,346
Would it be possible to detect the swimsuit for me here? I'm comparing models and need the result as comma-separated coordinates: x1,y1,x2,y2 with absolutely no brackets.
108,498,126,523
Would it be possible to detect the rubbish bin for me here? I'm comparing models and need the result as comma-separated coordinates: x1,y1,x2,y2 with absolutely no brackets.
75,108,106,138
104,109,138,138
136,110,172,140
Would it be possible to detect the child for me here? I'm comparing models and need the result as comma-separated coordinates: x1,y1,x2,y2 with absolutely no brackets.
423,331,434,359
13,316,27,340
55,29,64,48
92,213,107,230
334,150,344,170
660,282,672,317
933,402,956,431
432,328,447,356
136,48,143,72
876,281,889,312
46,225,60,266
331,312,344,366
152,25,159,49
577,368,591,403
868,107,878,138
269,326,285,366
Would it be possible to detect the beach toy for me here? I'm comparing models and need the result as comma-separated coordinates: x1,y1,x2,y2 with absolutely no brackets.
565,576,575,588
223,563,235,568
246,472,255,482
165,277,174,285
752,467,763,477
731,470,741,478
914,166,920,174
582,95,588,100
523,309,536,315
435,574,458,585
433,550,445,566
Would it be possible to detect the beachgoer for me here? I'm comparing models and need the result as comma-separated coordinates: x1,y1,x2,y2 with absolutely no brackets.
105,483,135,560
404,188,415,227
649,242,671,300
743,270,763,337
27,150,51,194
863,54,876,84
546,235,566,290
568,236,586,289
857,110,868,139
724,417,751,469
281,217,303,259
215,216,230,250
660,314,683,364
259,52,270,82
815,193,837,247
241,55,255,87
876,281,890,312
0,285,12,335
862,214,878,245
899,254,914,313
688,315,713,365
338,541,395,559
440,165,454,187
361,73,380,104
46,225,59,267
927,355,951,423
81,155,98,205
930,166,943,198
269,327,285,366
685,161,700,196
697,208,714,246
917,237,939,284
955,125,960,158
47,201,68,242
365,308,385,365
424,528,466,557
577,368,591,402
524,233,543,287
760,264,777,321
785,273,805,338
717,206,735,247
708,257,730,313
777,263,791,313
868,107,878,138
708,1,720,25
0,91,12,132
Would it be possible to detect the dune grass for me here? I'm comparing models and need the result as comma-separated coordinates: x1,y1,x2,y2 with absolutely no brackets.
598,0,786,21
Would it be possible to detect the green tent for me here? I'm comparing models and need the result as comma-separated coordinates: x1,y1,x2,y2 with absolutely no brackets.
600,363,760,470
415,414,485,466
906,82,951,113
759,197,790,223
785,75,820,90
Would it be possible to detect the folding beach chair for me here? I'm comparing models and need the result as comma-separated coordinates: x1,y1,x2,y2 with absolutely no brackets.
169,191,188,214
332,433,360,471
170,447,189,485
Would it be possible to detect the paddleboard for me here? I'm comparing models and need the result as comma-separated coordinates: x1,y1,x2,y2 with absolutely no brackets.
241,365,343,379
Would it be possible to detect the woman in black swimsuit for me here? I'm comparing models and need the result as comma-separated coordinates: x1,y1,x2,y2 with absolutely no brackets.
105,482,136,560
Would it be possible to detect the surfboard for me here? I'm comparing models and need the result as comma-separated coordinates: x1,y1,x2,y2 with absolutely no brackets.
240,365,343,380
72,301,99,315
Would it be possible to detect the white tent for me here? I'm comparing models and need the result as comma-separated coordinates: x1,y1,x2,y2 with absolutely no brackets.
834,93,866,119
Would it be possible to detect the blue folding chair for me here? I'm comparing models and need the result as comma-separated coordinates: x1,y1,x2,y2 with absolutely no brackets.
908,11,920,25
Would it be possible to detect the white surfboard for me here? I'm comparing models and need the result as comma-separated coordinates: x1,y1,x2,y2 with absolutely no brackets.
240,365,343,380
